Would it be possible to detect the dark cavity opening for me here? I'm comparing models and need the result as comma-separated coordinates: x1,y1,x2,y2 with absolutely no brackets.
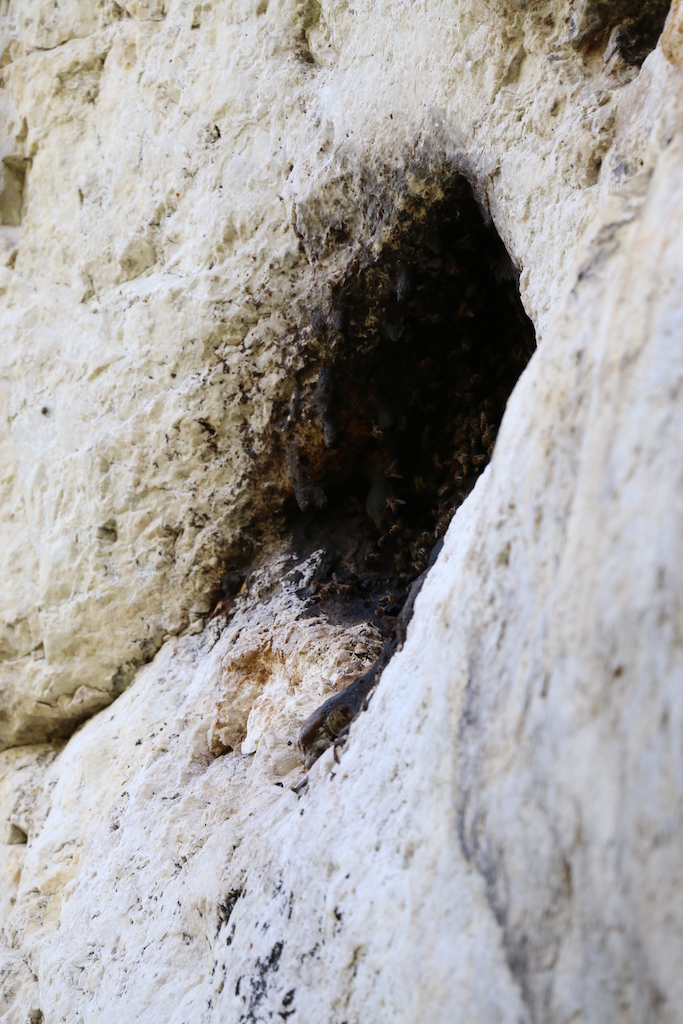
570,0,672,66
270,175,535,637
209,174,536,765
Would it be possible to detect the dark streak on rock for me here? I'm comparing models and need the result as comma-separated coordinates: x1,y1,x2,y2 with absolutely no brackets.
217,888,244,940
238,941,284,1024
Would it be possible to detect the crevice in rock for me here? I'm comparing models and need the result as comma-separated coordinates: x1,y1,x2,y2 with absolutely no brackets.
282,177,533,597
213,174,536,765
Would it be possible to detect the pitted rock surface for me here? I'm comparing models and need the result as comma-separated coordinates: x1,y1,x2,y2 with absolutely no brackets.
1,2,683,1023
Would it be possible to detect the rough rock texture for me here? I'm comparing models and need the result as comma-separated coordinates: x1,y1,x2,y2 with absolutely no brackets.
2,0,683,1021
0,0,675,743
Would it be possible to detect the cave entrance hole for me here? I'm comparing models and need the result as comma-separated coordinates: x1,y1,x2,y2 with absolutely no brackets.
273,175,536,637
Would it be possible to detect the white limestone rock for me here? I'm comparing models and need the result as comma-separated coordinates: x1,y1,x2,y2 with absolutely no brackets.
0,0,677,745
3,142,683,1016
0,517,531,1023
1,1,683,1022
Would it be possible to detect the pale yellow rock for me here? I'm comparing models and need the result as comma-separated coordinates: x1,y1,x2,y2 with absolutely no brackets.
208,613,381,757
118,235,157,281
1,1,682,1022
662,0,683,65
0,0,676,745
0,544,531,1022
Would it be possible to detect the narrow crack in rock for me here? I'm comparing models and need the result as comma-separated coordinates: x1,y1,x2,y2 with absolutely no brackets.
210,175,536,766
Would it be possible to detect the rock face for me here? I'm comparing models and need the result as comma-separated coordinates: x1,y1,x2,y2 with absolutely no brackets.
2,1,683,1022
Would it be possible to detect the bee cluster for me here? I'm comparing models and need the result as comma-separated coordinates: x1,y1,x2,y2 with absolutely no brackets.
277,175,536,636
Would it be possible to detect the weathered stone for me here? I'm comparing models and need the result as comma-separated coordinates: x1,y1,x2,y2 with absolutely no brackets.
0,0,676,745
1,1,682,1021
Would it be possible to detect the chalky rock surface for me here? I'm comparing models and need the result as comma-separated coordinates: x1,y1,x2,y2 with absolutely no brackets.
0,0,675,744
2,0,683,1022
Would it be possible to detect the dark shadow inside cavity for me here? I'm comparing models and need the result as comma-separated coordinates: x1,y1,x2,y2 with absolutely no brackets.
276,176,536,639
571,0,671,66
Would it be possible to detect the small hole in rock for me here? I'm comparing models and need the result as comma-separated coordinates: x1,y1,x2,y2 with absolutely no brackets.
6,823,28,845
97,519,118,544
